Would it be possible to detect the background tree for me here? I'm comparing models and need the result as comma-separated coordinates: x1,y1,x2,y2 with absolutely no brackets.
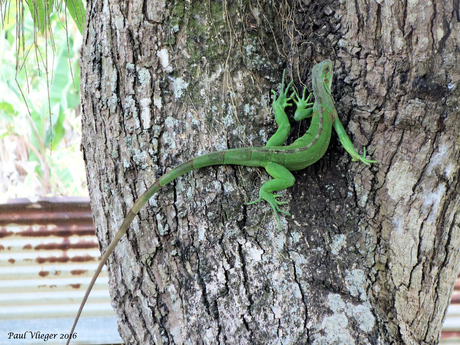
54,0,460,343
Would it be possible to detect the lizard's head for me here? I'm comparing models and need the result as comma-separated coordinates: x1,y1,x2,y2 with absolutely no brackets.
312,59,333,95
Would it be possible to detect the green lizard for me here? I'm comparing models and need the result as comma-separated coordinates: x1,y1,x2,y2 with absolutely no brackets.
66,59,376,343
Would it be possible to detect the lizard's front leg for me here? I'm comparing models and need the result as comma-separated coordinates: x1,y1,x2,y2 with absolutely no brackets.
333,118,377,165
293,87,314,121
266,70,295,147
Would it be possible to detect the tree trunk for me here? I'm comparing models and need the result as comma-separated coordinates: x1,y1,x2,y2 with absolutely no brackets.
80,0,460,344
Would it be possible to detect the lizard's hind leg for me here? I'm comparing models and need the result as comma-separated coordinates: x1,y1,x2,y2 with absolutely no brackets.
247,162,295,231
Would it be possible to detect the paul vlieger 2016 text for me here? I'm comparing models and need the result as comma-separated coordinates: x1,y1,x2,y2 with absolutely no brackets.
7,331,77,342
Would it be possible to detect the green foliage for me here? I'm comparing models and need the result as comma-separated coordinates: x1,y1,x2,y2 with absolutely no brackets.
64,0,85,34
23,0,86,34
0,1,87,198
26,0,53,33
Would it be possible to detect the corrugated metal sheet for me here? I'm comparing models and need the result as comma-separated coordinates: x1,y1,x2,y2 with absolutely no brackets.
442,276,460,344
0,197,121,344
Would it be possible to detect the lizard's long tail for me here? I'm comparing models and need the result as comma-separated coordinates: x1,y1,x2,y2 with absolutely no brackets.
66,159,197,344
66,153,236,344
67,146,268,344
66,178,162,344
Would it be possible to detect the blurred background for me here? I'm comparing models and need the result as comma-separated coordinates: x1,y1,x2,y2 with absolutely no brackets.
0,2,121,343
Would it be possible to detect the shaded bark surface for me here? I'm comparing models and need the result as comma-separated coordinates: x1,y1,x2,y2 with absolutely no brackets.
80,0,460,344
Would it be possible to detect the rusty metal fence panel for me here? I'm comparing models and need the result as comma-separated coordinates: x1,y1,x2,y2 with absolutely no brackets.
442,277,460,344
0,197,121,344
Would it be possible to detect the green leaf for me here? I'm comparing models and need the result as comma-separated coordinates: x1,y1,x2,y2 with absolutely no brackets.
51,109,66,150
66,62,81,109
26,0,54,33
0,101,16,117
47,44,81,149
64,0,86,34
50,47,71,106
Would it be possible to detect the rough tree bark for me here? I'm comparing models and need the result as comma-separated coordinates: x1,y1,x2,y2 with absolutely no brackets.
80,0,460,344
